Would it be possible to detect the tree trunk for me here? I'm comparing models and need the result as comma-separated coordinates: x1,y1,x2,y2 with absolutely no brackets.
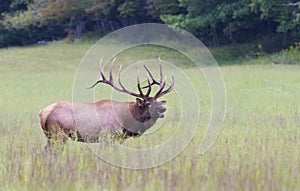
75,22,86,39
212,27,220,46
229,22,236,44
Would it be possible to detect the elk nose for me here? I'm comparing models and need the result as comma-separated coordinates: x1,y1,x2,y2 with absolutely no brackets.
160,105,167,112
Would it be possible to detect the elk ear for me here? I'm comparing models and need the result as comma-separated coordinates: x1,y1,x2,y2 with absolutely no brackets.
136,98,144,107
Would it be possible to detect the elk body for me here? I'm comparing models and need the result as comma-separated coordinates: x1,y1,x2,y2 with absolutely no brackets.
39,60,174,149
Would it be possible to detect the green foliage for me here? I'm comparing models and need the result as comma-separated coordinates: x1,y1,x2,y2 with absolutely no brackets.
1,9,39,30
9,0,33,11
118,0,146,17
0,0,158,46
250,0,300,33
0,0,66,46
161,0,260,45
0,0,300,49
146,0,183,19
0,0,66,47
161,0,300,48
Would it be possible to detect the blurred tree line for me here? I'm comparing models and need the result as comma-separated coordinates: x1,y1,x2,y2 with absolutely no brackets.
0,0,299,50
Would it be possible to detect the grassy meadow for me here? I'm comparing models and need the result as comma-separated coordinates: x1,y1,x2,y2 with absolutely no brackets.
0,42,299,190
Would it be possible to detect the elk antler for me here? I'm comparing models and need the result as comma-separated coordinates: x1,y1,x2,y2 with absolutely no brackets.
143,60,174,99
88,58,174,100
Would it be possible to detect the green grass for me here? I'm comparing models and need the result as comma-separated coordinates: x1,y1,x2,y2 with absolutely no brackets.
0,42,299,190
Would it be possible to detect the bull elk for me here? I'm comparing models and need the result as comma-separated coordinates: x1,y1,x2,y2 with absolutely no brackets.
39,59,174,149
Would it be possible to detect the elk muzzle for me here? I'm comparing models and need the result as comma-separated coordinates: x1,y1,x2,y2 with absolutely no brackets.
149,101,167,118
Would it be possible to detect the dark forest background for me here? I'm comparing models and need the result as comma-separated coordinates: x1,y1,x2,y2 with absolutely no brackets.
0,0,300,51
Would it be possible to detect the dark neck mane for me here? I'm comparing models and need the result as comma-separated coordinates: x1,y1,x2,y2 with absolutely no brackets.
129,103,151,123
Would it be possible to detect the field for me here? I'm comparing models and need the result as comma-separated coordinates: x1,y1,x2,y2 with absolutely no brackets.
0,42,299,190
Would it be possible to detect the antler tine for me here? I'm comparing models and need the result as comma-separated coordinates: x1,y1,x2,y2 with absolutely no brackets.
87,58,106,89
99,67,105,80
145,78,151,97
137,75,145,97
87,80,101,89
159,60,163,84
117,65,126,90
117,65,126,89
154,75,175,99
154,81,166,98
142,64,160,89
97,57,106,81
117,65,143,98
89,58,121,91
109,58,117,82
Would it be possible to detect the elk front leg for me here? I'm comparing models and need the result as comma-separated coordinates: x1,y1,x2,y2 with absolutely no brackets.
43,123,68,150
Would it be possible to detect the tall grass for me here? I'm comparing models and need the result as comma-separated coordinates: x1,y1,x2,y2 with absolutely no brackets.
0,42,299,190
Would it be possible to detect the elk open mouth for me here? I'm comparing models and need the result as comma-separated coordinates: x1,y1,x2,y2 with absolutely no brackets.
158,112,165,118
158,105,167,118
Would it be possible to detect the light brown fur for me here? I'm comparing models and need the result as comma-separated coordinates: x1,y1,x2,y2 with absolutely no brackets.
39,99,167,149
